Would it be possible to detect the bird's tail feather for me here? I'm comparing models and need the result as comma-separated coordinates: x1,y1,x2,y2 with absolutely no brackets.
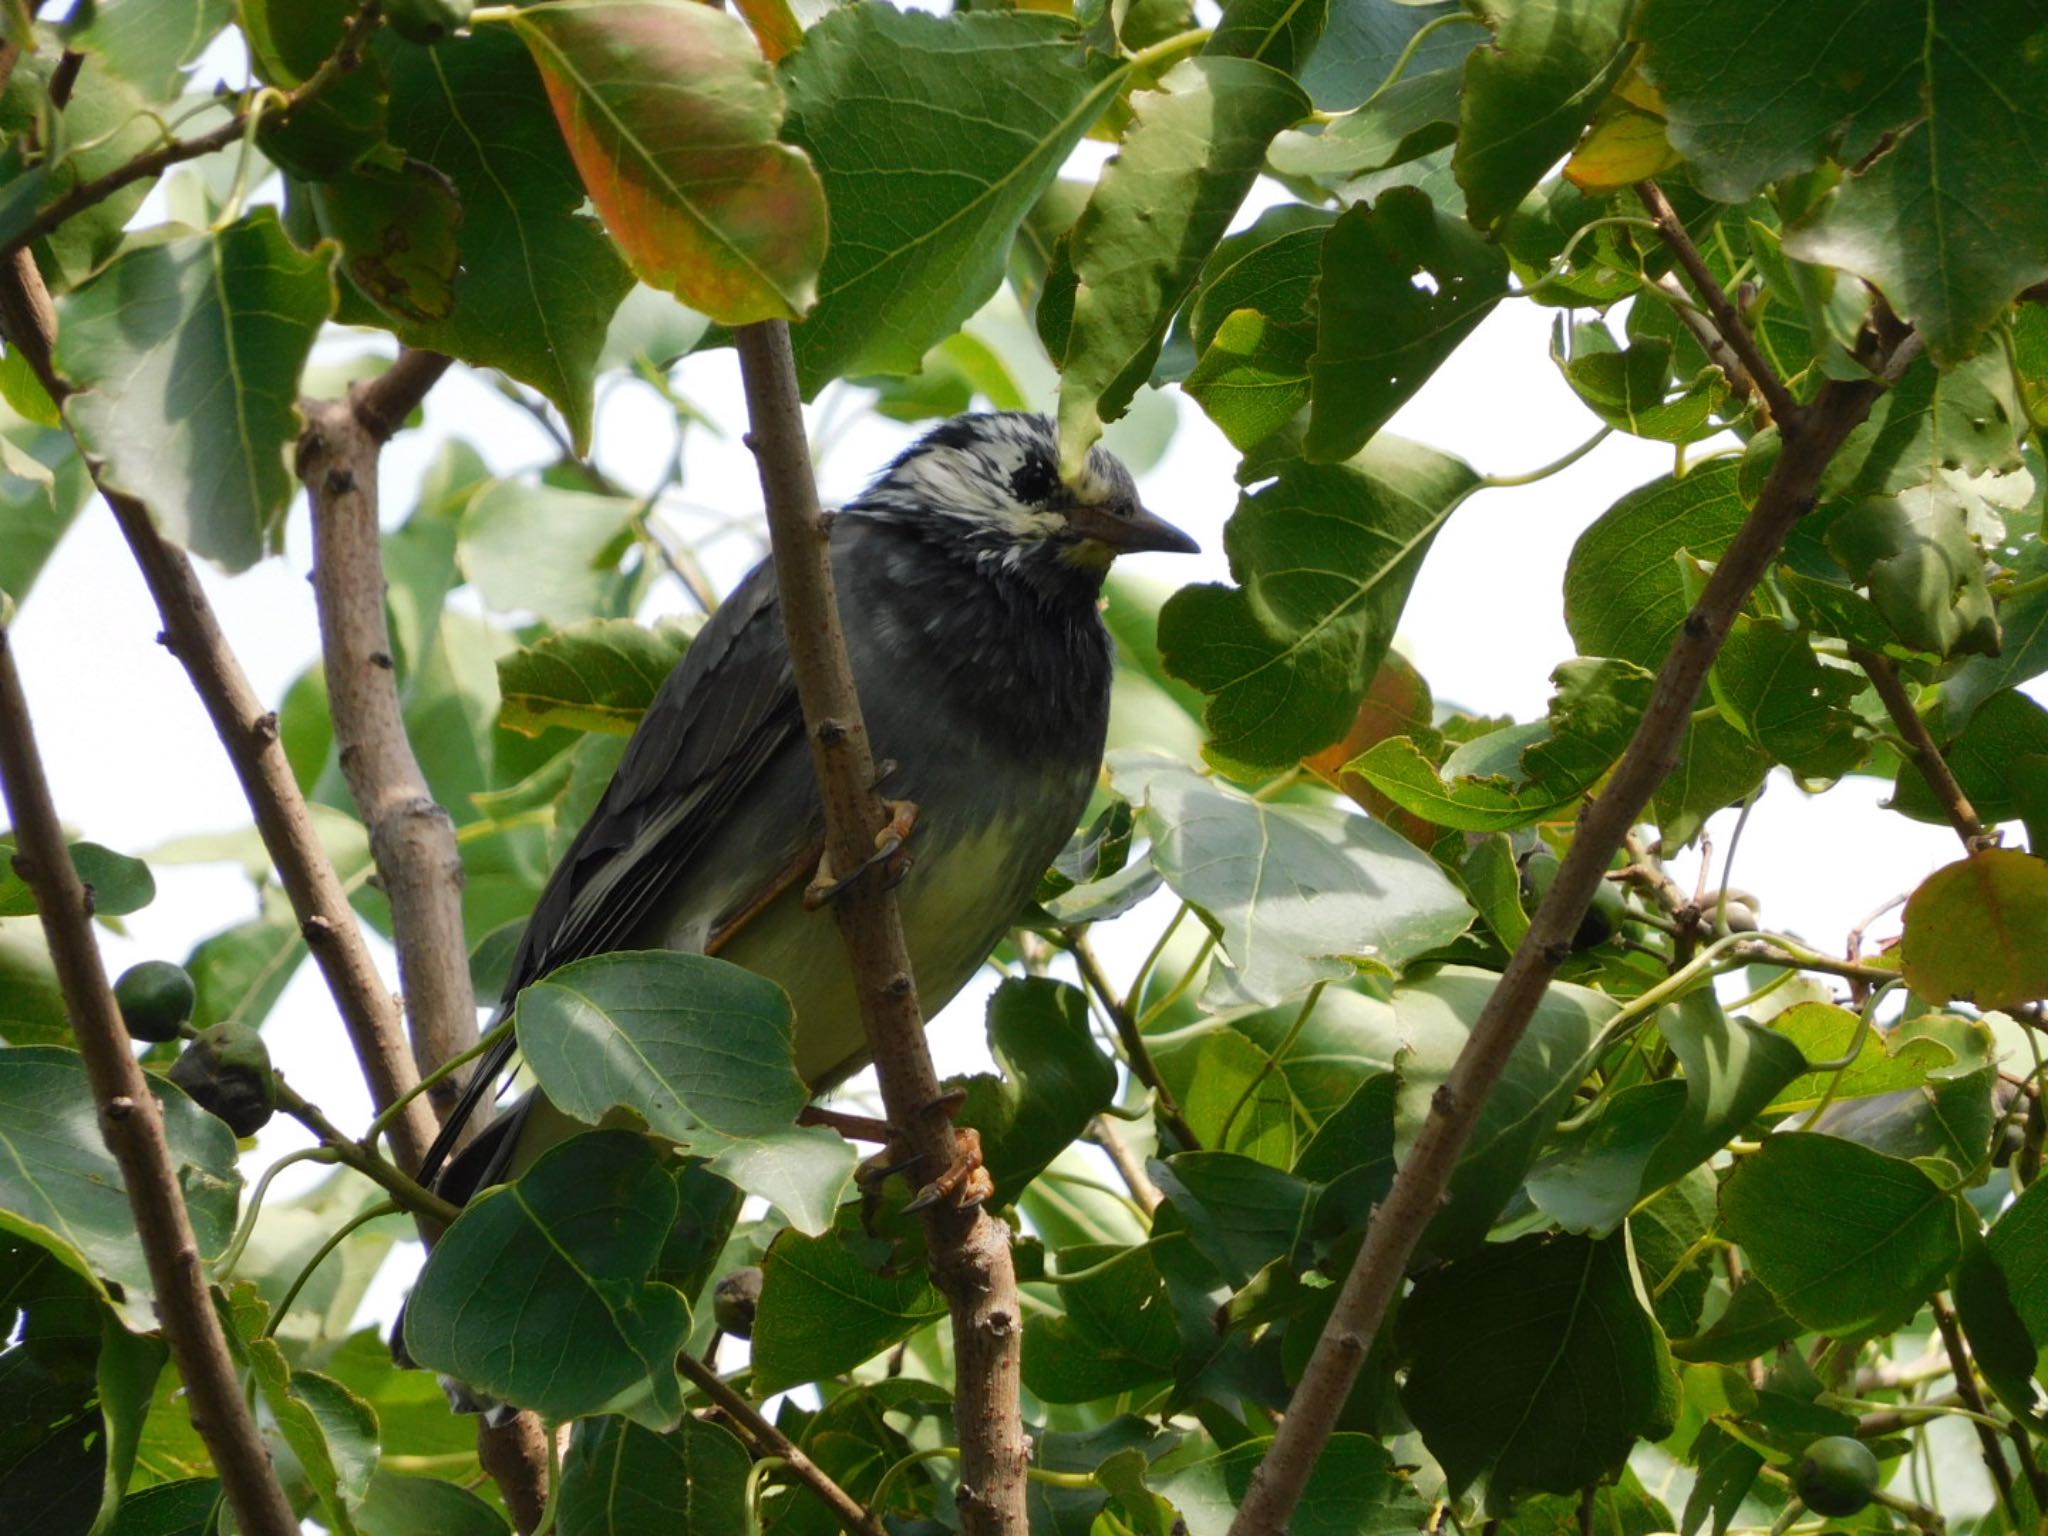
414,1007,519,1193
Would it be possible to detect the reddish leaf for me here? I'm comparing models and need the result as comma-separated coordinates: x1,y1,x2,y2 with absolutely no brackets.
1304,651,1440,848
732,0,802,62
1900,849,2048,1011
512,0,826,324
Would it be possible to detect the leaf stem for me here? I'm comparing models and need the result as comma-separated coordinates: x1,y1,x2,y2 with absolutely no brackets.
274,1077,463,1227
1067,929,1200,1150
1362,10,1486,102
362,1013,516,1154
1124,26,1213,74
215,1145,339,1278
262,1199,401,1337
1476,425,1613,489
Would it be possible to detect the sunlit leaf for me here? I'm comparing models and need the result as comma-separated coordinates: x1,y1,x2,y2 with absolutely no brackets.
1900,850,2048,1012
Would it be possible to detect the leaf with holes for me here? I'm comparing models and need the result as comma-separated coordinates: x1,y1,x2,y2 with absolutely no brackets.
512,0,825,324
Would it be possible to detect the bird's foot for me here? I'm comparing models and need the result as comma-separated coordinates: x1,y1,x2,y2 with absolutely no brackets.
802,798,921,908
799,1090,991,1214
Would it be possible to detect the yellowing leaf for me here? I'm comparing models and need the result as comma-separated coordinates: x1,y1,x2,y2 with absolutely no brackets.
512,0,826,324
1564,107,1680,192
1901,849,2048,1011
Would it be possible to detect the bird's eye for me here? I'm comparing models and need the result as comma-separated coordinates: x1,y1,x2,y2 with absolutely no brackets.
1008,456,1061,506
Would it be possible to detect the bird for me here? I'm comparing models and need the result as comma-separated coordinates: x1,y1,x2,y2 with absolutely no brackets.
417,410,1198,1207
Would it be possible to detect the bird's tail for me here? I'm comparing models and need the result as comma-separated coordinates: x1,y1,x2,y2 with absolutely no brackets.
414,1007,520,1194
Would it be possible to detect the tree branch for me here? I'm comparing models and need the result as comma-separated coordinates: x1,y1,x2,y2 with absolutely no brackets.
1931,1294,2022,1522
0,256,447,1176
1637,180,1804,431
0,624,301,1536
1067,931,1199,1151
734,318,1027,1534
297,352,479,1120
675,1352,888,1536
1851,645,1993,851
1228,357,1910,1536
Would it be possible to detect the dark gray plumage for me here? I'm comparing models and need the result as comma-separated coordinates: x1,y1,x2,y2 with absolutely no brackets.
420,412,1195,1201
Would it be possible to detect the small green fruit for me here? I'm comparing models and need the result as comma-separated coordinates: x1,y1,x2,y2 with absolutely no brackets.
1519,852,1625,950
1795,1435,1880,1517
713,1266,764,1339
385,0,473,44
169,1023,276,1137
113,960,196,1043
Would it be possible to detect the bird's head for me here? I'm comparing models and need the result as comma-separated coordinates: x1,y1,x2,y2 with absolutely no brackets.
844,412,1197,594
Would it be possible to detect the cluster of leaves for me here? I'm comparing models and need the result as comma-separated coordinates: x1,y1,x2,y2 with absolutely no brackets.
3,0,2048,1534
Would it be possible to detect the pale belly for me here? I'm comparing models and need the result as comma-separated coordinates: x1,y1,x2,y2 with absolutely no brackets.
684,807,1062,1088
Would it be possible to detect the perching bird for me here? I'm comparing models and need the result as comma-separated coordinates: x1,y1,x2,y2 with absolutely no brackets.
418,411,1197,1204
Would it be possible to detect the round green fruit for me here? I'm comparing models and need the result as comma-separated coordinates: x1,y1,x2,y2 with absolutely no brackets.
113,960,196,1043
1794,1435,1880,1517
1519,852,1625,950
169,1022,276,1137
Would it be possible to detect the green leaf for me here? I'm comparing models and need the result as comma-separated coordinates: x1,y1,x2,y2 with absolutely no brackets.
1641,991,1808,1193
1717,1132,1961,1334
510,0,824,324
246,1347,378,1535
556,1414,750,1536
1708,617,1866,779
1554,325,1729,444
1394,967,1610,1258
514,952,856,1235
1668,1277,1800,1365
1764,1001,1952,1114
496,619,689,737
1652,717,1771,850
1154,1433,1424,1536
0,431,86,607
1987,1174,2048,1346
1825,483,2002,659
0,920,71,1046
1298,0,1476,112
1305,188,1508,463
780,7,1122,392
1820,346,2024,502
184,887,312,1032
459,480,640,627
1021,1242,1179,1403
0,1047,240,1324
1453,0,1632,231
1153,1152,1314,1285
1636,0,1922,204
300,159,463,328
1182,307,1315,453
55,208,334,572
379,25,634,451
1527,1081,1687,1237
1897,690,2048,829
1205,0,1329,74
1399,1232,1679,1510
242,0,385,177
404,1130,690,1428
358,1471,510,1536
1952,1224,2046,1424
1348,656,1653,832
1632,1171,1717,1338
0,838,153,918
1564,461,1748,669
1054,55,1308,473
1158,438,1479,770
1900,849,2048,1012
0,57,160,294
1267,67,1461,181
750,1217,946,1394
1113,754,1474,1007
1946,556,2048,730
66,0,233,102
1783,4,2048,366
953,978,1116,1207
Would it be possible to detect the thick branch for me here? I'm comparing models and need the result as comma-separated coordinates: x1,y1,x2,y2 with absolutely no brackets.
1229,364,1903,1536
1637,180,1804,431
735,319,1027,1534
676,1353,888,1536
0,626,300,1536
298,353,478,1119
1852,645,1992,851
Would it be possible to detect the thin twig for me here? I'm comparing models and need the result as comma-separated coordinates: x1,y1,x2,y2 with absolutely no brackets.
1652,274,1760,409
734,318,1027,1534
675,1353,888,1536
298,351,481,1120
273,1079,461,1227
1088,1115,1161,1213
1228,354,1908,1536
1931,1295,2022,1522
1067,932,1199,1151
0,624,300,1536
1637,181,1804,431
0,5,383,263
1852,646,1994,851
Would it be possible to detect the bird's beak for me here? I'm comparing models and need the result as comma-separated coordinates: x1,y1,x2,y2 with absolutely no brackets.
1064,501,1200,556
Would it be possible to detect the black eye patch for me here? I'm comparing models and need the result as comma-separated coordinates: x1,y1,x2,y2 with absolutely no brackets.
1009,454,1062,506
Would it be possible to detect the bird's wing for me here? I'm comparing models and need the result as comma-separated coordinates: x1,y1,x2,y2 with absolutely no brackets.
419,554,807,1187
